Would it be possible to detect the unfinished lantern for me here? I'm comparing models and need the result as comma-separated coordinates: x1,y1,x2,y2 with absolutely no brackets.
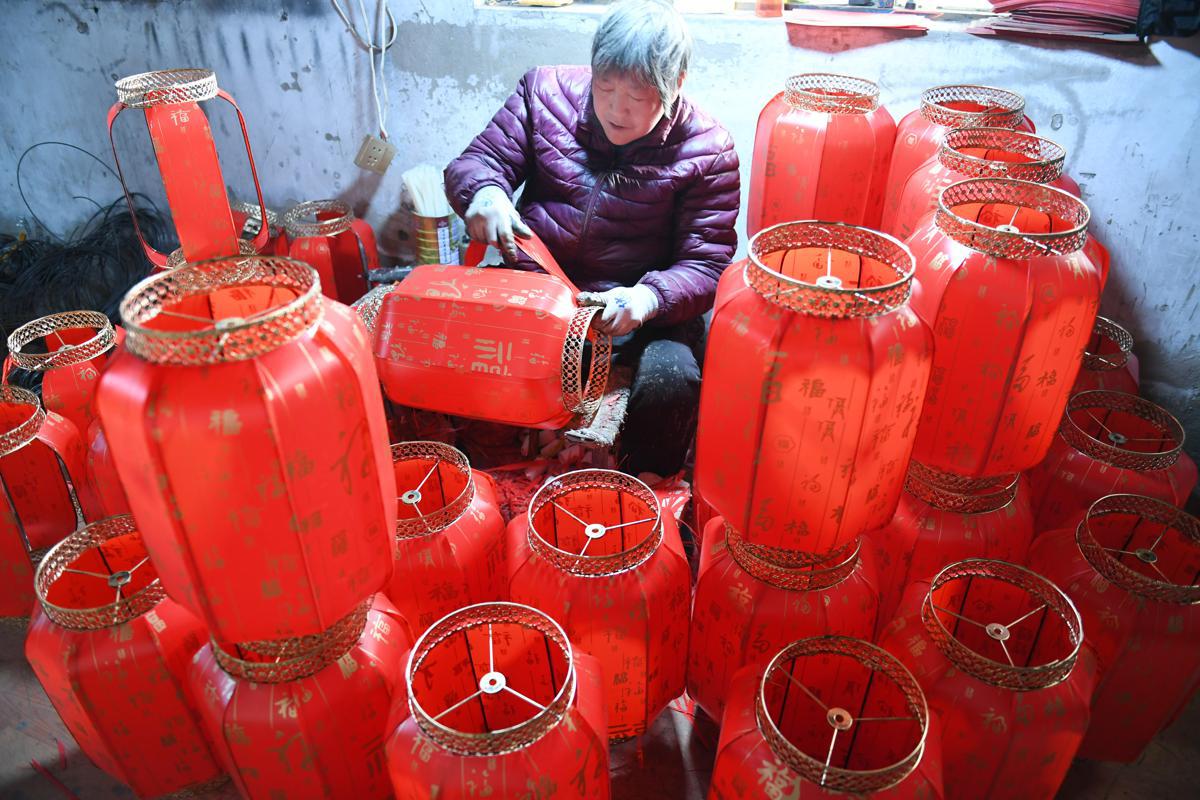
1073,316,1140,395
285,199,379,304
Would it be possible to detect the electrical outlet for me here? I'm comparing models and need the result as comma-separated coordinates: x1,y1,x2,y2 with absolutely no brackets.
354,134,397,175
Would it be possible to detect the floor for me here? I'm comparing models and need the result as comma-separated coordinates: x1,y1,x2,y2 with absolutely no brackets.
1,621,1197,799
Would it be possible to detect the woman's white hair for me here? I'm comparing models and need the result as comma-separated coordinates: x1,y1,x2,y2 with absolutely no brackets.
591,0,693,110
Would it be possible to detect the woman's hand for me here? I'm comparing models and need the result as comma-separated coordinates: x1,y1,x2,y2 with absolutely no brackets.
464,186,532,263
576,285,660,337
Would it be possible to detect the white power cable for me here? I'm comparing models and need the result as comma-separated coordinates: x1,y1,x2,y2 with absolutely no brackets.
331,0,396,140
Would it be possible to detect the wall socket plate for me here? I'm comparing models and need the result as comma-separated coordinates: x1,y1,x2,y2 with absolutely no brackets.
354,134,397,175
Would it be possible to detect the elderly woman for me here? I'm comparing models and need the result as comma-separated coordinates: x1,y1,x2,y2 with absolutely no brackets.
445,0,740,477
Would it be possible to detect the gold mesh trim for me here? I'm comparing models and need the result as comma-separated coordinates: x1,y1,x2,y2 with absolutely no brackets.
745,222,914,318
755,636,928,794
164,238,258,270
526,470,662,577
938,128,1066,184
919,85,1025,130
725,523,860,591
392,441,476,540
561,306,611,419
935,178,1090,259
34,515,164,631
115,69,218,108
407,602,577,756
1059,390,1184,471
212,598,372,683
1077,494,1200,605
120,255,323,365
352,283,395,337
230,199,280,229
920,559,1082,691
283,199,354,238
1082,316,1134,371
0,385,46,458
905,462,1019,515
7,311,115,372
784,74,880,114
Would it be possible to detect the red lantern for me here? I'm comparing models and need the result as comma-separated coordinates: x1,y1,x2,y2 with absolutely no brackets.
25,516,223,797
696,221,932,554
191,593,411,799
108,69,269,269
375,233,611,429
1027,495,1200,762
884,85,1028,229
879,559,1097,800
285,199,380,304
747,74,896,235
710,637,943,799
869,463,1034,634
1028,391,1196,533
386,441,507,632
95,255,397,642
907,178,1102,479
508,469,690,739
1073,316,1139,394
687,518,880,722
386,602,611,799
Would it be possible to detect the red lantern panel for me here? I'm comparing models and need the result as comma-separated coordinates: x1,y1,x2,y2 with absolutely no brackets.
386,440,507,632
85,419,132,518
879,559,1097,800
1073,316,1139,394
192,593,411,800
710,637,942,799
748,73,895,235
285,199,379,304
907,178,1102,478
508,470,690,739
687,518,880,723
96,256,397,642
1029,391,1196,533
1028,495,1200,762
697,221,932,554
25,516,222,798
386,602,610,800
869,463,1034,635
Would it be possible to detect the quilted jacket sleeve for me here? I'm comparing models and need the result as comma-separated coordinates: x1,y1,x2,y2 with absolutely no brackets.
637,133,741,327
444,71,536,216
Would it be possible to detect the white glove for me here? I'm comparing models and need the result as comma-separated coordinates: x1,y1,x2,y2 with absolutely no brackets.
464,185,532,264
576,285,660,337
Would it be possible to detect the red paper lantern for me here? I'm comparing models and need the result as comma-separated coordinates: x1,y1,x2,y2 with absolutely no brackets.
25,516,223,797
687,518,880,722
1028,391,1196,533
879,559,1097,800
108,69,269,268
375,233,611,429
95,255,397,642
285,199,380,304
907,178,1102,479
884,85,1028,228
192,593,411,799
696,221,932,554
869,463,1034,634
1027,495,1200,762
386,602,611,800
747,74,896,235
386,441,507,632
1073,316,1139,394
710,636,942,799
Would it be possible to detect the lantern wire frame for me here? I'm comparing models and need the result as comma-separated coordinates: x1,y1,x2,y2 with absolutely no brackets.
937,127,1067,184
783,73,881,114
392,440,476,540
934,178,1090,260
7,311,116,372
1082,317,1134,372
918,85,1026,130
1058,390,1185,471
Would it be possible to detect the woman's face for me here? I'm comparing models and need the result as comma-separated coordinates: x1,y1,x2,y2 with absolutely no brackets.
592,71,667,146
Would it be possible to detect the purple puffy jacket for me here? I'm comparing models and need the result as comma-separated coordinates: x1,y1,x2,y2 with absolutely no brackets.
445,66,741,327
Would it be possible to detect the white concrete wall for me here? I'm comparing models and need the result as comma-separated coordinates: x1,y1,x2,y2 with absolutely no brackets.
1,0,1197,480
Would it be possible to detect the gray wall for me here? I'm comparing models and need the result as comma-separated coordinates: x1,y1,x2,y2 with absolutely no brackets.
1,0,1198,483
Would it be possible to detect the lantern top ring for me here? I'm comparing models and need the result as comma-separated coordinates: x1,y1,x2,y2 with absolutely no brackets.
919,84,1025,130
406,602,577,757
1059,390,1184,471
283,199,355,238
0,385,46,458
920,558,1083,692
784,73,880,114
391,440,477,540
1076,494,1200,605
7,311,116,372
230,199,280,228
1082,316,1134,371
905,461,1020,515
115,68,219,108
164,238,258,270
939,127,1067,184
935,178,1090,259
755,635,929,795
120,255,323,365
